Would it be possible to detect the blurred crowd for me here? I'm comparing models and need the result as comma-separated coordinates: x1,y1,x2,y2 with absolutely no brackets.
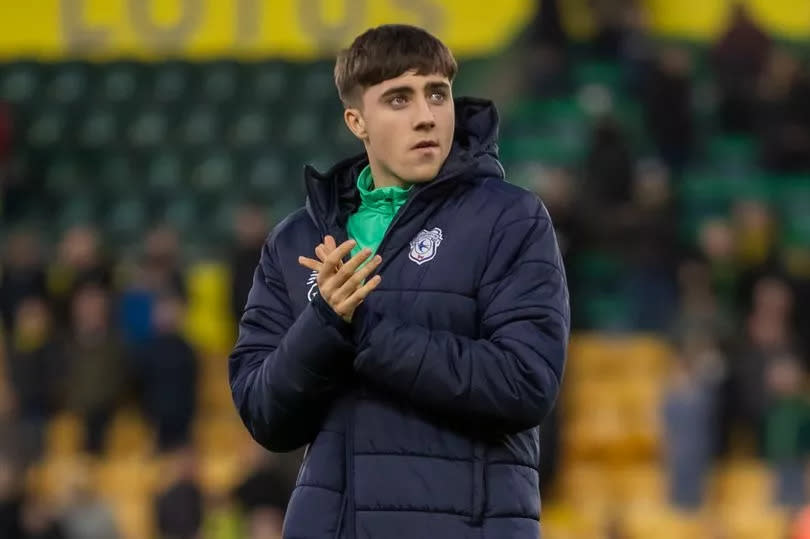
525,0,810,526
0,205,294,538
2,0,810,537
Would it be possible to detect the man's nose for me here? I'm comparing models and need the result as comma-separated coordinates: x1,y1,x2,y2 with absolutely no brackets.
413,97,436,130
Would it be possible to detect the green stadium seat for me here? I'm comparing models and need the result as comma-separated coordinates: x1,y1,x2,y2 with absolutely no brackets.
178,106,219,147
244,153,287,194
44,155,84,197
284,109,321,148
44,62,90,105
104,197,148,243
228,107,272,149
26,109,68,148
151,61,195,104
190,151,235,193
161,196,199,235
127,107,170,149
245,61,288,104
97,62,142,104
0,61,42,105
200,61,241,104
95,153,138,195
145,149,184,193
298,62,338,104
77,108,119,148
573,59,625,92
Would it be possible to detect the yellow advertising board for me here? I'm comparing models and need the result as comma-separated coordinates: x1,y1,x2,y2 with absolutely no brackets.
0,0,536,60
0,0,807,60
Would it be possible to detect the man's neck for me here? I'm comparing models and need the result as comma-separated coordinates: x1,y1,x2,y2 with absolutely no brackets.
367,159,408,190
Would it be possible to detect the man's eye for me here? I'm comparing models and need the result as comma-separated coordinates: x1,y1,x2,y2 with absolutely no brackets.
431,92,446,103
390,95,407,106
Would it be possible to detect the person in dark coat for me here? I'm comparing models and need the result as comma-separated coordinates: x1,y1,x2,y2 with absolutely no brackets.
229,25,570,539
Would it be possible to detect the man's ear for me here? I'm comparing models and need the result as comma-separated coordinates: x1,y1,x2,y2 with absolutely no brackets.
344,107,368,141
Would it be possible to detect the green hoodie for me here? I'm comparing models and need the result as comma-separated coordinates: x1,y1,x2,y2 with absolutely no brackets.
346,165,412,259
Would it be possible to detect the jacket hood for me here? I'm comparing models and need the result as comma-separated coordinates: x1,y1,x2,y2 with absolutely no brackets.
304,97,505,230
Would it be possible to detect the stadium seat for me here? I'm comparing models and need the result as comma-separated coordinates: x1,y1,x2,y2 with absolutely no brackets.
151,60,196,105
44,413,84,456
178,106,220,147
44,62,90,105
189,150,236,193
245,61,289,105
145,149,185,193
709,459,775,508
26,108,68,148
127,107,170,149
113,496,155,539
104,409,154,458
77,107,119,149
0,61,42,106
96,61,142,105
227,107,273,149
200,60,241,104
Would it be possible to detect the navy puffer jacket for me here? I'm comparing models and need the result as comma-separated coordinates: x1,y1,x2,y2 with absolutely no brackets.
229,98,570,539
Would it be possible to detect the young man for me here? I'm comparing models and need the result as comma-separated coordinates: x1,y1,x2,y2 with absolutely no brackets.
229,24,570,539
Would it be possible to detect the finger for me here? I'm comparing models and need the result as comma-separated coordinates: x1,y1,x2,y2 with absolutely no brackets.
322,236,342,269
298,256,322,272
319,240,357,292
328,248,373,294
336,275,382,317
333,255,382,303
315,244,329,263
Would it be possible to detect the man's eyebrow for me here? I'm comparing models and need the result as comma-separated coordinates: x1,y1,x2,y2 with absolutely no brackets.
425,81,451,91
379,86,415,100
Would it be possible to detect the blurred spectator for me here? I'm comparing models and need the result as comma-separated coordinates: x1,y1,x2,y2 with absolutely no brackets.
725,275,802,456
48,226,111,326
62,284,129,454
246,507,284,539
6,297,64,460
119,224,186,346
763,354,809,508
233,445,290,517
697,219,741,316
20,494,65,539
1,229,47,332
136,292,197,452
711,2,772,132
588,0,643,59
230,203,269,321
614,160,679,330
60,463,119,539
156,446,203,539
583,115,635,212
662,332,723,510
756,48,810,172
524,0,571,97
643,47,695,172
531,166,584,265
0,453,23,538
670,255,736,348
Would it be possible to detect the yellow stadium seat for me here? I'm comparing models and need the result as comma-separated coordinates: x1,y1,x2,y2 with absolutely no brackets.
200,454,243,496
94,456,158,500
542,502,606,539
193,414,248,457
105,409,154,458
719,506,788,539
45,413,84,456
113,496,155,539
622,505,704,539
709,460,774,508
613,464,667,508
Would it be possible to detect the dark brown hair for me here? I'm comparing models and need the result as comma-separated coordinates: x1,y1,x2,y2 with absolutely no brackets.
334,24,458,107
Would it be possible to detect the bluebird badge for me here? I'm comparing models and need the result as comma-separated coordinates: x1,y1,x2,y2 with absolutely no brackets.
409,228,443,265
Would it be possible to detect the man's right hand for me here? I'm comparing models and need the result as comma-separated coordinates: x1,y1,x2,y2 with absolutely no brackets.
298,237,382,322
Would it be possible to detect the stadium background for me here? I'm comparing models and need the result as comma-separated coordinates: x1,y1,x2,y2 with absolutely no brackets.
2,0,810,537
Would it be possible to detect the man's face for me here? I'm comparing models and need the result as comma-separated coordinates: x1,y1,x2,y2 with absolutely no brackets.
346,70,455,185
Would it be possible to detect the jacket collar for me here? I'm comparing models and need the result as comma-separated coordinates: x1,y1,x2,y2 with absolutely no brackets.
304,97,504,231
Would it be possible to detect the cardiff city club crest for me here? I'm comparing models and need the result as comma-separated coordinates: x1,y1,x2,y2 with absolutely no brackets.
408,228,443,265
